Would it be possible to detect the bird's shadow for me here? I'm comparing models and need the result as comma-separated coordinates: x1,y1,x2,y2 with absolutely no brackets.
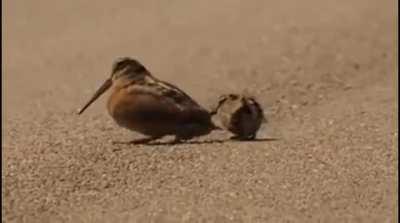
112,137,279,146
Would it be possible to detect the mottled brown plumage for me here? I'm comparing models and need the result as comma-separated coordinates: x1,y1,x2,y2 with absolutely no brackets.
78,57,217,144
210,94,265,140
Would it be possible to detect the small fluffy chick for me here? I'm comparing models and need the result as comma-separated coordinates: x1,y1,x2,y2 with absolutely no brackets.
210,94,266,140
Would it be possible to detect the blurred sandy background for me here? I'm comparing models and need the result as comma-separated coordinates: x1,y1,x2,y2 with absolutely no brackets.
2,0,398,222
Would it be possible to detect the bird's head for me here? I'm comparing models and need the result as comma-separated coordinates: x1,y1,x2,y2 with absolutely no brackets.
110,57,149,82
77,57,149,115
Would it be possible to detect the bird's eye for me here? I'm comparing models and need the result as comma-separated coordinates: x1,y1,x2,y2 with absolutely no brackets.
133,65,146,73
229,94,239,100
112,63,126,73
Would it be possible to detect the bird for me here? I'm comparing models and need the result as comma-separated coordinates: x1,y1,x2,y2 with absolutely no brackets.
78,57,218,144
210,93,266,140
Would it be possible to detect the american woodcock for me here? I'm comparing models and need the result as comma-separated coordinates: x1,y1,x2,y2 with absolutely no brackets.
210,94,266,140
78,57,218,144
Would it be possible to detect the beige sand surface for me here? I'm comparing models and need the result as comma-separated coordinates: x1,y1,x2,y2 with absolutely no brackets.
2,0,398,222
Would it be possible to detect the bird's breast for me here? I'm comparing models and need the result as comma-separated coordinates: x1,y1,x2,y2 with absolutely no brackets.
106,88,137,129
105,87,177,136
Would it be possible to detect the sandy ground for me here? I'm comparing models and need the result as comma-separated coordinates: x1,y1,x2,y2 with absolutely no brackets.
2,0,398,222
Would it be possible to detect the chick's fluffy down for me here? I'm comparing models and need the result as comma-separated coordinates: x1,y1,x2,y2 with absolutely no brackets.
211,94,266,140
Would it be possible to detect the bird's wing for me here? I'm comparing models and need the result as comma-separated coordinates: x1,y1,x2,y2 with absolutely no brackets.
155,80,204,108
123,83,211,124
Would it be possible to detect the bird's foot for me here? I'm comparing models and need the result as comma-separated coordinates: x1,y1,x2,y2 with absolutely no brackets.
167,137,185,145
230,135,255,141
112,136,161,145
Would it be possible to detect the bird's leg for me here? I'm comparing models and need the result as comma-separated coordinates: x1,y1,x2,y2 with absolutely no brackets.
230,135,254,141
168,136,185,145
246,134,256,140
112,136,162,145
128,136,162,144
230,135,241,140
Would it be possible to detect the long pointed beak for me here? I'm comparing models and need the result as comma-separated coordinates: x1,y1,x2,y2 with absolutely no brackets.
77,78,112,115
